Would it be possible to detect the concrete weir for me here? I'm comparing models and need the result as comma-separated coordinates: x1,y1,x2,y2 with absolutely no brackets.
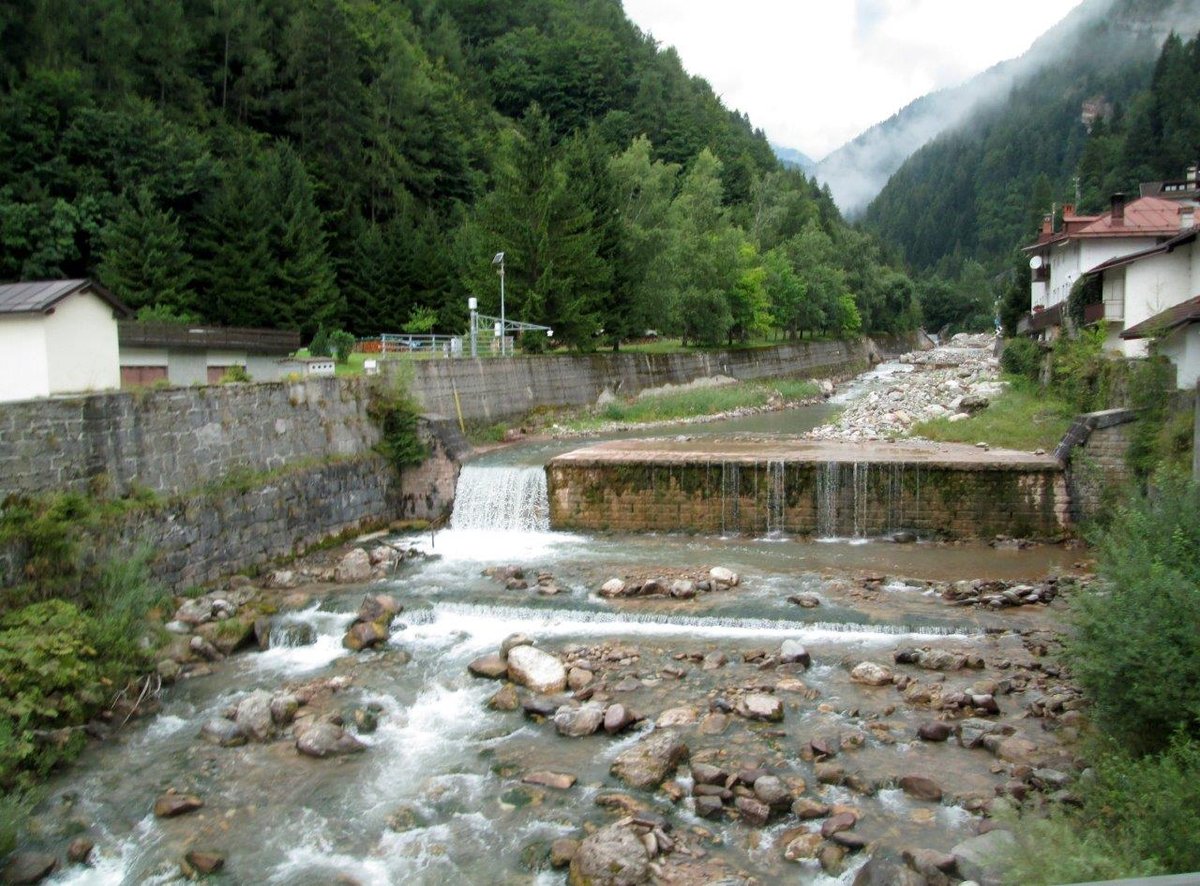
547,439,1069,540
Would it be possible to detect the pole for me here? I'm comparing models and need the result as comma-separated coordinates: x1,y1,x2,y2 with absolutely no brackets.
499,259,506,356
470,307,477,358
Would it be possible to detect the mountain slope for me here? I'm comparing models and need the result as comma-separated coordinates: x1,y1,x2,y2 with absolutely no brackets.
861,0,1200,270
772,143,815,174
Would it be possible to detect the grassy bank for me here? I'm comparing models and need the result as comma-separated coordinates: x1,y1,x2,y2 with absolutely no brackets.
558,378,821,433
910,376,1074,452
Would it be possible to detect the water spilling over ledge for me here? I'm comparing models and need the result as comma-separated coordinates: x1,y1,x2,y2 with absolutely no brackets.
548,438,1068,540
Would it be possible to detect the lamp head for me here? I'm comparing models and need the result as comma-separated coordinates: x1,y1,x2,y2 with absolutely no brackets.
491,252,505,267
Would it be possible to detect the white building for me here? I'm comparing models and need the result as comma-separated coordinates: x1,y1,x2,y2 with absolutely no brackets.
1121,292,1200,390
0,280,129,403
118,323,301,386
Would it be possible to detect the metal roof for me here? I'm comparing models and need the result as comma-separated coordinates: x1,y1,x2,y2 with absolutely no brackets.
1120,293,1200,340
118,322,300,355
0,279,130,316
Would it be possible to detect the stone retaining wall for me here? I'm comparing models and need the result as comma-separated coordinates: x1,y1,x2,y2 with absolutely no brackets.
399,339,869,425
1055,408,1139,521
548,456,1068,540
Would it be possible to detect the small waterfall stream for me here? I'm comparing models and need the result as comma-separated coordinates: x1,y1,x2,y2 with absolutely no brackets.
449,464,549,532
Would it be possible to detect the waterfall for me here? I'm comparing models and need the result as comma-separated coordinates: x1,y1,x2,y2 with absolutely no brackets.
450,465,550,532
816,462,840,538
765,460,786,536
720,461,741,534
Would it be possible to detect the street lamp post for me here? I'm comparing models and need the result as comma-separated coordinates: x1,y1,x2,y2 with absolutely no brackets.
468,297,478,358
492,252,506,356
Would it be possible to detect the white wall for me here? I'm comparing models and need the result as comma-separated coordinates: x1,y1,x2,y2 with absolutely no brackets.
120,347,169,367
44,292,121,394
1039,236,1159,311
0,315,50,401
1158,326,1200,390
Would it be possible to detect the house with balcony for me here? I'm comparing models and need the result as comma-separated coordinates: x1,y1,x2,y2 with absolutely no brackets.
1022,194,1187,345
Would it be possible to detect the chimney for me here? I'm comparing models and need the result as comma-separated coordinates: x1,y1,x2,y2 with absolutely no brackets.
1110,193,1126,224
1041,213,1053,235
1062,203,1075,218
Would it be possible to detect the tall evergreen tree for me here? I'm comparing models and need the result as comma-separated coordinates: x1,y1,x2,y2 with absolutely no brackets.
96,188,194,314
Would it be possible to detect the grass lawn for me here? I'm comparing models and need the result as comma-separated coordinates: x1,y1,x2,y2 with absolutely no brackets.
910,376,1075,452
560,378,819,432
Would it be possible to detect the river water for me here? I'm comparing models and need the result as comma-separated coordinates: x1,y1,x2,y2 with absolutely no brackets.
35,364,1077,885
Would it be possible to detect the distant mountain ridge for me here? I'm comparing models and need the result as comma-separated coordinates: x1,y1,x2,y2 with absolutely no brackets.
862,0,1200,270
815,0,1198,217
771,143,815,174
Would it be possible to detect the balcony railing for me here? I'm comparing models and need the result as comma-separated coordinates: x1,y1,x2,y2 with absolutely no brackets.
1083,302,1124,325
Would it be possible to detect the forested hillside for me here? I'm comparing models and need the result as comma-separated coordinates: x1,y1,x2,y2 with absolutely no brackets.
863,0,1200,273
0,0,918,345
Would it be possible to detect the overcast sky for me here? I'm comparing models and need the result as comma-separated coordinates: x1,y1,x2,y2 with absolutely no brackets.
622,0,1086,160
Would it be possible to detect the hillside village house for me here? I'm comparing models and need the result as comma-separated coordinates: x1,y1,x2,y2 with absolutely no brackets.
1021,166,1199,386
0,279,130,403
118,322,301,386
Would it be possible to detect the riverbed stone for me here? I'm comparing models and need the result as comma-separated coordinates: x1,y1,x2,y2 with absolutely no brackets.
753,775,792,809
820,811,857,838
554,702,605,737
599,578,627,597
656,706,698,727
523,771,577,790
356,593,401,624
343,619,389,652
788,593,821,608
918,721,953,742
1,853,57,884
735,796,771,826
468,653,508,679
898,775,943,802
737,693,783,721
551,838,580,869
669,580,696,599
499,633,534,660
334,548,372,583
780,640,812,668
611,731,689,789
295,722,367,758
235,690,276,742
792,798,831,819
603,703,636,734
489,683,520,711
182,850,225,876
850,662,893,686
783,832,823,861
958,718,1012,749
270,693,300,726
709,566,739,587
567,667,594,690
66,838,94,865
154,792,204,818
951,829,1016,885
507,645,567,693
200,718,246,747
568,823,649,886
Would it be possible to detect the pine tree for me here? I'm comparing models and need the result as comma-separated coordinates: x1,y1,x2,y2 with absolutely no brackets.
97,188,194,313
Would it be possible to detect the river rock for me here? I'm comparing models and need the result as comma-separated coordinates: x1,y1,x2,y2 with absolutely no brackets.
1,853,57,884
695,795,725,819
235,690,276,742
295,721,367,758
270,693,300,726
599,578,627,597
783,832,823,861
489,683,520,711
820,811,857,838
156,658,181,683
189,635,223,661
898,775,943,802
554,702,605,737
468,653,508,679
343,619,389,652
500,633,535,660
200,718,246,747
603,703,637,734
523,771,577,790
656,707,698,727
850,662,893,686
753,775,792,809
917,649,965,671
788,593,821,608
154,792,204,818
66,838,94,865
334,548,372,584
737,693,783,721
951,829,1016,885
780,640,812,668
183,850,225,876
611,731,689,789
957,718,1011,749
567,667,594,691
690,763,727,786
669,580,696,599
709,566,739,587
918,721,953,742
507,645,567,693
735,796,771,826
792,798,831,819
356,593,401,624
568,823,649,886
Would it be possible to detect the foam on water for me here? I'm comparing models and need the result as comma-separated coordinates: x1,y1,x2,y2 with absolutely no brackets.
252,607,356,674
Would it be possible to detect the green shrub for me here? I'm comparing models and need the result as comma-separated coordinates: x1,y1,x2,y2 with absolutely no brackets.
330,330,356,363
1004,733,1200,883
368,373,428,471
309,326,331,357
999,337,1041,382
220,365,251,383
1068,474,1200,753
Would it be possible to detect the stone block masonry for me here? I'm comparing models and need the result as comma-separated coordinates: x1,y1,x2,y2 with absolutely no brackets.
0,377,381,498
548,440,1069,541
399,339,869,425
1055,409,1139,522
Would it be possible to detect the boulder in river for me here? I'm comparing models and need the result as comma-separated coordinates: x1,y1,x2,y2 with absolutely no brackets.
709,566,739,588
500,633,535,659
951,829,1016,885
898,775,943,802
154,792,204,818
235,690,276,742
779,640,811,668
0,853,57,885
568,822,649,886
611,731,689,789
554,702,605,737
334,548,372,584
295,721,367,758
200,718,246,747
850,662,893,686
468,653,508,679
599,578,627,597
736,693,783,722
506,645,567,693
603,704,637,734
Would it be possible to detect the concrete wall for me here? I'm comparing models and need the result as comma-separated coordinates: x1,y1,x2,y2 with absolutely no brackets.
0,377,383,498
1055,409,1140,522
44,291,121,395
0,313,50,401
548,458,1068,541
398,339,868,425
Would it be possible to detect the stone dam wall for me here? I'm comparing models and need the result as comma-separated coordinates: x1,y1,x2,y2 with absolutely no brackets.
548,445,1069,541
398,339,870,424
